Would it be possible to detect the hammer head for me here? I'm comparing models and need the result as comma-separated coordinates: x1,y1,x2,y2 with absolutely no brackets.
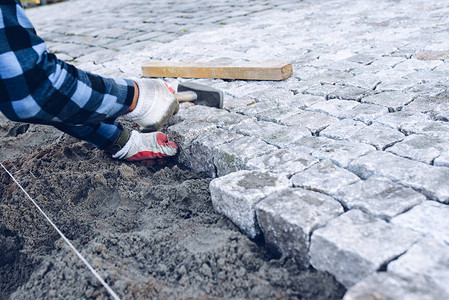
177,82,223,109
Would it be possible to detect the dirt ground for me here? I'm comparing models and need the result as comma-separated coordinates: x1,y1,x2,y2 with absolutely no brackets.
0,118,345,299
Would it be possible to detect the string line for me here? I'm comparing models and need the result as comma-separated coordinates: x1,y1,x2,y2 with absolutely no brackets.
0,163,121,300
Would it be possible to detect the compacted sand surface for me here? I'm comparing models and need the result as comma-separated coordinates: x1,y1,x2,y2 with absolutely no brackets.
0,119,345,299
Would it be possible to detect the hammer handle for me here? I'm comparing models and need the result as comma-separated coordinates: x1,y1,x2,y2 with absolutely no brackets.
175,91,197,103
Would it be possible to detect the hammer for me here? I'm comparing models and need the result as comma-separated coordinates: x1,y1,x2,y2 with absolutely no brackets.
175,82,223,109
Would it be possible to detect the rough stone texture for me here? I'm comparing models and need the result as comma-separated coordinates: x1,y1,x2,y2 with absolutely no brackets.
349,123,405,150
361,91,415,112
256,188,344,268
280,111,340,134
386,134,449,164
343,272,448,300
209,170,291,238
334,177,425,220
387,237,449,296
310,210,422,288
349,151,449,203
310,139,376,168
166,120,217,164
232,119,310,148
213,136,278,177
435,151,449,167
246,149,318,176
291,159,361,196
391,201,449,244
188,129,244,177
320,119,367,141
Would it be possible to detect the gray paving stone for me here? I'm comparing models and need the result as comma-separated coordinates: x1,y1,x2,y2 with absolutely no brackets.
390,201,449,244
400,120,449,138
434,150,449,167
310,209,421,288
213,136,278,177
349,123,405,150
343,272,447,300
386,134,449,164
207,112,254,130
320,119,367,141
349,151,449,203
334,177,425,220
387,237,449,296
246,149,318,176
280,111,340,134
256,188,344,267
307,99,360,119
188,129,243,177
232,119,310,148
222,97,256,112
361,91,415,112
291,159,361,196
167,120,217,164
327,85,372,101
374,110,431,131
209,170,291,238
310,139,376,168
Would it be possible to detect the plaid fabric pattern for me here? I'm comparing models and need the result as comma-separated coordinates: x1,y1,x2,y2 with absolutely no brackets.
0,0,134,149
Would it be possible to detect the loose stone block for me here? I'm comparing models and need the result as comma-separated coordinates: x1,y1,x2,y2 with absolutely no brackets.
349,123,405,150
291,159,361,196
167,120,217,164
280,111,340,134
209,170,291,238
361,91,415,112
386,134,449,164
188,129,244,176
387,237,449,296
349,151,449,203
246,149,318,176
391,201,449,244
232,119,310,148
310,210,421,288
334,177,425,220
213,136,277,176
343,272,447,300
256,188,344,267
310,140,376,168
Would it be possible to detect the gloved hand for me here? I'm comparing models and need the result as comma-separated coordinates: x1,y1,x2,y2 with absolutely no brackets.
122,79,179,132
112,130,178,161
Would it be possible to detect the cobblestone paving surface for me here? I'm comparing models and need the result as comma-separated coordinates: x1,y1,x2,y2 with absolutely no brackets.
27,0,449,298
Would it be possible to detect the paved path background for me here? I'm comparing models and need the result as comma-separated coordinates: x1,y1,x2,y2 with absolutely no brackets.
26,0,449,298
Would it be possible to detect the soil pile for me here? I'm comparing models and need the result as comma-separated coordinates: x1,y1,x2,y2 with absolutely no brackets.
0,122,345,299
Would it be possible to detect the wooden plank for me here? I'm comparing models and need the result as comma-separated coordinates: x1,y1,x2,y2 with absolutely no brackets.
142,61,293,81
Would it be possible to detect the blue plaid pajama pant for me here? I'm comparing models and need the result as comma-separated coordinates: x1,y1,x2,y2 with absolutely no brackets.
0,0,134,149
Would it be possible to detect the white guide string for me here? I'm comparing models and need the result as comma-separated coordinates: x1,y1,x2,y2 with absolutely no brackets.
0,163,121,300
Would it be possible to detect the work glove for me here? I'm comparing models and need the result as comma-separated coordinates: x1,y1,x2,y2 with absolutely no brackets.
122,79,179,132
112,130,178,161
